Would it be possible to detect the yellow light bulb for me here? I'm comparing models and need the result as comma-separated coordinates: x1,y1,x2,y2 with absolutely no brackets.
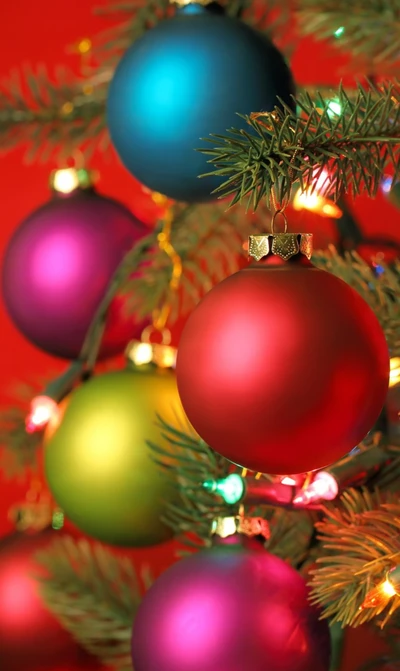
52,168,80,194
389,357,400,387
361,578,397,609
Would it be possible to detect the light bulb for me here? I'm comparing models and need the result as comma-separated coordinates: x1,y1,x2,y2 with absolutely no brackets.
361,566,400,610
293,170,342,218
52,168,80,194
293,471,339,506
204,474,245,505
26,396,60,433
389,357,400,387
327,99,342,118
281,476,298,486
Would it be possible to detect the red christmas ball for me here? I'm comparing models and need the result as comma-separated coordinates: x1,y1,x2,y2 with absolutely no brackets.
0,529,98,671
132,532,331,671
176,252,389,474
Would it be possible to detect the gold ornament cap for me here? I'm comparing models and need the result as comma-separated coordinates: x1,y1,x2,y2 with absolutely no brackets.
248,233,313,262
49,167,96,195
211,515,270,540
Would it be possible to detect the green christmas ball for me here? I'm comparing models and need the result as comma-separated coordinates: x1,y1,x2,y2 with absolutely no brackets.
44,365,183,547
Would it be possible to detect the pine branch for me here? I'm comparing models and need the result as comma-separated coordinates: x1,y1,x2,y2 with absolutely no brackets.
296,0,400,73
93,0,293,65
0,66,108,161
35,535,149,671
309,491,400,628
202,82,400,210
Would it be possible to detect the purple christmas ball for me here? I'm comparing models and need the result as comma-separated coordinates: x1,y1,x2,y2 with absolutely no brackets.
2,187,148,360
132,534,331,671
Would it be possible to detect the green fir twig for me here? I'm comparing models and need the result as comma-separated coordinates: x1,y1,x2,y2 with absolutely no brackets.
296,0,400,73
0,66,107,161
202,82,400,210
35,536,149,671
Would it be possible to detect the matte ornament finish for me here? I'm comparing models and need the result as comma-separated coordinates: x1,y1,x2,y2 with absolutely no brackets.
2,189,148,360
131,537,331,671
44,366,184,547
0,530,96,671
176,258,390,474
107,4,294,203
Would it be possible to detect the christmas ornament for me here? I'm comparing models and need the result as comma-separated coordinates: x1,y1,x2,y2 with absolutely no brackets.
176,232,389,474
0,529,95,671
107,1,294,203
131,515,331,671
44,340,185,547
2,168,148,360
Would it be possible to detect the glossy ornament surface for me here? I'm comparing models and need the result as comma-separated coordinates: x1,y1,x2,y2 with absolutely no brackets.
132,533,331,671
176,243,389,474
2,187,147,359
44,365,184,546
107,3,294,203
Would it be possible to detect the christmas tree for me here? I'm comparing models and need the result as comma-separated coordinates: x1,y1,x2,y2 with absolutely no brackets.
1,1,400,670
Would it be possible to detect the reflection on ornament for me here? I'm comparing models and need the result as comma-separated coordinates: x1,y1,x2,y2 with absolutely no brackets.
360,565,400,609
26,396,60,433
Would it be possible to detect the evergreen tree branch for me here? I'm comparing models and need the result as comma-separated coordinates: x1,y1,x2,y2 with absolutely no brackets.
0,66,108,161
202,82,400,210
35,535,149,671
309,492,400,628
93,0,293,66
296,0,400,73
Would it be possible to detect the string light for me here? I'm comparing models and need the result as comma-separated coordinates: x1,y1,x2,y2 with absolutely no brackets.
293,169,343,219
389,357,400,387
292,471,339,506
381,175,393,194
327,99,342,118
203,474,245,505
334,26,345,38
51,168,80,194
361,565,400,609
25,396,60,433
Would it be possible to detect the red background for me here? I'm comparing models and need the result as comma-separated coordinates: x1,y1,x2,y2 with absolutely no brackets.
0,1,398,668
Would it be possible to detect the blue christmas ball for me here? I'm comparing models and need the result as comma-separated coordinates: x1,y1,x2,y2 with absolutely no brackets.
107,3,295,203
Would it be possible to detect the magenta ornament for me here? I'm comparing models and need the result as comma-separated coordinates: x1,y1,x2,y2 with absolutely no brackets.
131,533,331,671
2,185,148,360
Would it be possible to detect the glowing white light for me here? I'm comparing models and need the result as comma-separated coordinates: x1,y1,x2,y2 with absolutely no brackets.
52,168,80,194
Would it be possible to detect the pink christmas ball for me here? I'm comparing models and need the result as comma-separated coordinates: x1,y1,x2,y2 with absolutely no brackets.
2,187,148,360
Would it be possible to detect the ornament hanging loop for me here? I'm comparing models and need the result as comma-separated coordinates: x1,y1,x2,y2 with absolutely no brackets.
271,209,288,235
